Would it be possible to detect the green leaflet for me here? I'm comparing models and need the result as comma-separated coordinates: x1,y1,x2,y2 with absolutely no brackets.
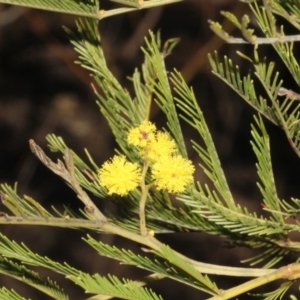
0,0,99,17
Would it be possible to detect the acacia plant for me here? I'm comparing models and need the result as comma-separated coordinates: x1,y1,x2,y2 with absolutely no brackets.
0,0,300,299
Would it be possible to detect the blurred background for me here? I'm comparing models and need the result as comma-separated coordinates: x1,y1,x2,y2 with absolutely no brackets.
1,0,300,298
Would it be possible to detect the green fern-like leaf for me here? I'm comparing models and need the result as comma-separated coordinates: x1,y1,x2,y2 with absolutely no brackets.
84,236,220,296
109,0,143,7
141,32,187,157
208,49,300,158
0,0,99,17
1,183,52,218
65,18,142,159
251,281,293,300
250,115,285,225
0,256,68,300
251,1,300,85
208,51,277,125
69,273,163,300
0,287,28,300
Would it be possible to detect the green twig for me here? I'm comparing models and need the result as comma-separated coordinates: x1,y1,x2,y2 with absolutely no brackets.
139,160,151,236
208,263,300,300
0,213,277,278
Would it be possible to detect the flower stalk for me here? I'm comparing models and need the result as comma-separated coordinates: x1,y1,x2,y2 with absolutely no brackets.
139,160,151,236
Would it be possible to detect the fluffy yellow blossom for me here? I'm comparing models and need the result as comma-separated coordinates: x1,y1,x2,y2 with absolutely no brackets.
147,132,177,162
151,155,195,193
127,121,156,148
99,155,141,196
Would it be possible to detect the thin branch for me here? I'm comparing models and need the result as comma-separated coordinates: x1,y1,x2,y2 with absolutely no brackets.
208,263,300,300
29,140,106,222
0,213,277,278
139,160,151,236
278,87,300,101
208,19,300,45
224,34,300,44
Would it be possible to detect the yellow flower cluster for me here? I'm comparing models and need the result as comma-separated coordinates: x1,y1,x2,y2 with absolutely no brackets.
98,121,194,196
98,155,141,196
151,156,194,193
127,121,177,161
127,120,156,148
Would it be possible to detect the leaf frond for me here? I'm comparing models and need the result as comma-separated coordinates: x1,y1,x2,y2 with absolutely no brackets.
0,0,99,18
84,236,220,296
251,281,293,300
208,51,277,125
240,240,291,268
156,244,219,295
250,114,284,224
209,49,300,158
0,287,27,300
69,273,163,300
1,183,52,218
251,1,300,85
0,256,68,300
142,32,187,157
170,69,235,209
65,18,142,159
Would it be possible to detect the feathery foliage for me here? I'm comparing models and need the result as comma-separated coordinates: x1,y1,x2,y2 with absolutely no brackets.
0,0,99,17
0,0,182,18
0,288,28,300
0,255,68,300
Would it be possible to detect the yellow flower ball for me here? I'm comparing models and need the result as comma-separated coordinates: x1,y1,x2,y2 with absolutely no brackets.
147,131,177,162
127,120,156,148
99,155,141,196
151,155,195,193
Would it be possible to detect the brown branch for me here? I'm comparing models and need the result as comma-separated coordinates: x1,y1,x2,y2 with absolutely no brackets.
29,139,106,222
